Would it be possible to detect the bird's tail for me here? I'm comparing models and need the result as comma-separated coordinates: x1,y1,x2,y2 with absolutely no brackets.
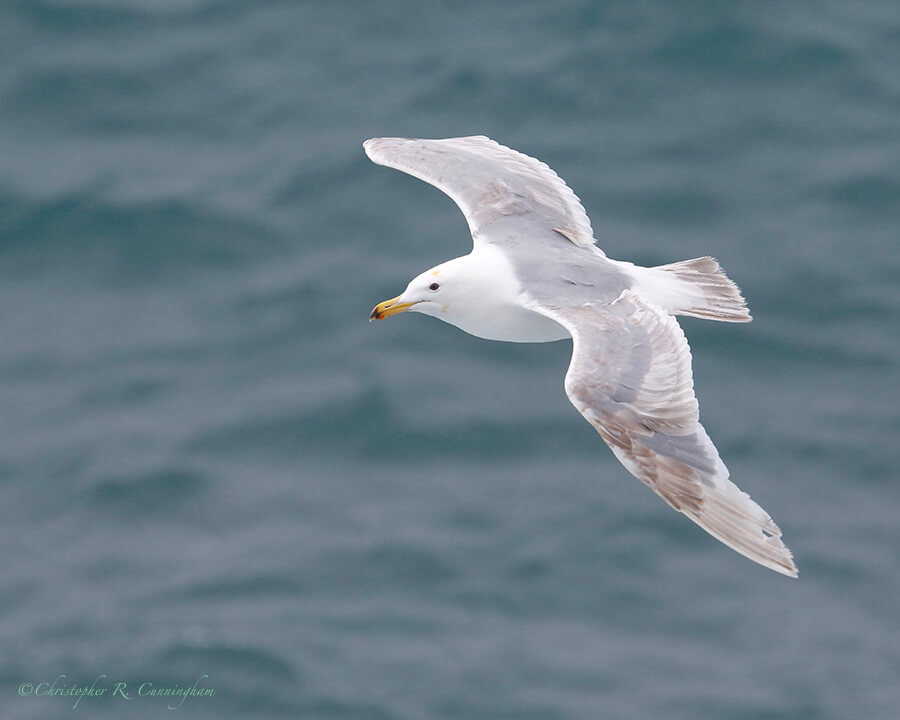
614,256,752,322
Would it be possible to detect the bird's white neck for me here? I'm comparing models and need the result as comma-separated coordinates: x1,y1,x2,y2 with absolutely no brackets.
422,245,570,343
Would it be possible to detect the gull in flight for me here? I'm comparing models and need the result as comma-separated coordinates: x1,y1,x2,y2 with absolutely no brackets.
367,136,797,577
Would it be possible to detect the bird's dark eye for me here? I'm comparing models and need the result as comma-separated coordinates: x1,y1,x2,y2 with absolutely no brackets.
428,282,440,291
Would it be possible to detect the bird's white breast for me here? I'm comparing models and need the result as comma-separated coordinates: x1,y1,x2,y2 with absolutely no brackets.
438,244,571,343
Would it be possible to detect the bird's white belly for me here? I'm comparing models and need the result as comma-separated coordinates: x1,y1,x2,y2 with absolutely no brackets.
443,301,571,343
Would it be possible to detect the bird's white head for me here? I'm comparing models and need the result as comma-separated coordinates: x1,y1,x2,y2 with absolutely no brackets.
369,256,470,323
369,245,565,342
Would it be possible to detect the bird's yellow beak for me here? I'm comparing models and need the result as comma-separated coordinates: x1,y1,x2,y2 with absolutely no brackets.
369,296,419,321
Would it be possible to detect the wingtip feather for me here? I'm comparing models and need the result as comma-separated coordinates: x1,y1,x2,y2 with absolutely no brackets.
688,491,799,578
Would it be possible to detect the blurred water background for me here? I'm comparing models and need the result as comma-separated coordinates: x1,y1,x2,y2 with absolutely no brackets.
1,1,899,718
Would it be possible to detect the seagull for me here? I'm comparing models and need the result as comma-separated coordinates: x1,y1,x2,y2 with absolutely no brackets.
366,136,797,577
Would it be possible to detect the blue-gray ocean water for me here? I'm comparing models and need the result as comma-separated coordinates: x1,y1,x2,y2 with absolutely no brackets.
2,2,899,718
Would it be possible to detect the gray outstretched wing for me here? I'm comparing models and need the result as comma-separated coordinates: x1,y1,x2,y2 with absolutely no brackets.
364,136,595,248
531,290,798,577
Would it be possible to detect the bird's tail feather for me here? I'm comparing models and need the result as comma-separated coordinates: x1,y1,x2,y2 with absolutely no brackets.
616,256,752,322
